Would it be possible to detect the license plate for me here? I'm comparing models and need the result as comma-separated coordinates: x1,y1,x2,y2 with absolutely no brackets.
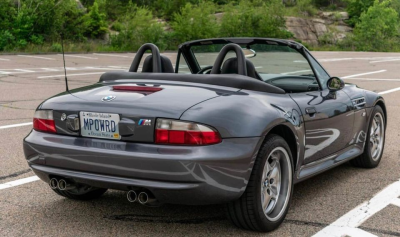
80,112,120,140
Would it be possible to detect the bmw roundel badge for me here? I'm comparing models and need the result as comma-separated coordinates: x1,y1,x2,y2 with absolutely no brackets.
102,95,116,102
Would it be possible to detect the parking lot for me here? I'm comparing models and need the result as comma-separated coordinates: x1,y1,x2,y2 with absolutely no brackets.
1,51,400,236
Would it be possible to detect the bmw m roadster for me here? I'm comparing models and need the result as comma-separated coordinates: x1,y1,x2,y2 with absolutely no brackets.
23,38,387,232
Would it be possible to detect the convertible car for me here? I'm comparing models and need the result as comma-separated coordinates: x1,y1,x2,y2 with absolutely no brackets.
23,38,386,232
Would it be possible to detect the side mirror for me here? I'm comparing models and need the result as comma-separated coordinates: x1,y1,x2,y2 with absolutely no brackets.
327,77,345,92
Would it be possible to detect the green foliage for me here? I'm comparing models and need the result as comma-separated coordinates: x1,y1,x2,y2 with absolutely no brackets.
110,4,167,51
352,0,399,51
51,43,63,52
220,0,292,38
345,0,374,26
82,1,108,38
171,1,219,44
297,0,318,16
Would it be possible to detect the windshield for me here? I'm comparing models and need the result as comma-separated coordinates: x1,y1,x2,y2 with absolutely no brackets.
190,43,315,80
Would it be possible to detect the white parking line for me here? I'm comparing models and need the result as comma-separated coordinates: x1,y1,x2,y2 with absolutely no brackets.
0,176,39,190
93,53,131,58
341,70,387,79
313,179,400,237
391,198,400,207
282,69,312,75
37,72,104,78
0,58,10,61
41,68,59,72
345,78,400,82
59,54,98,60
319,58,353,62
378,87,400,95
14,69,34,73
17,55,55,60
370,58,400,63
0,122,32,130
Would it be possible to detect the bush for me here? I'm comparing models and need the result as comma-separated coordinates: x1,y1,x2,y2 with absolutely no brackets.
220,0,292,38
110,4,167,51
82,1,108,38
170,1,219,44
0,30,15,51
51,43,63,52
297,0,318,16
353,0,400,51
345,0,374,26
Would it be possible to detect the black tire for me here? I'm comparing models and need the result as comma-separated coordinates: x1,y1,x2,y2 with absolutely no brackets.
225,134,294,232
52,187,107,201
351,105,385,168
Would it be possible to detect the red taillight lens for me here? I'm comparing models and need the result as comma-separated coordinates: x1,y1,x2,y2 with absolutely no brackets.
155,119,221,145
33,110,56,133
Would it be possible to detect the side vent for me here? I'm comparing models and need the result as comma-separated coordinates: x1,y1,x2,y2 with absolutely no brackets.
352,97,366,107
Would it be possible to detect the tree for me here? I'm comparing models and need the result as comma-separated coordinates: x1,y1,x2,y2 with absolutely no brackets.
353,0,399,51
346,0,374,26
83,0,108,38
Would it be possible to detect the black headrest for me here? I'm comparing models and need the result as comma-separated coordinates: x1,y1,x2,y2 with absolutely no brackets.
142,55,174,73
221,58,261,80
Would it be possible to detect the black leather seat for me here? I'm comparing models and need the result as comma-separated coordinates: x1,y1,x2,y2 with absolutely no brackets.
221,57,262,80
142,55,174,73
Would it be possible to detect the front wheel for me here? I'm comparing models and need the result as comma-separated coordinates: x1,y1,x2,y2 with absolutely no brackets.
225,134,294,232
351,105,386,168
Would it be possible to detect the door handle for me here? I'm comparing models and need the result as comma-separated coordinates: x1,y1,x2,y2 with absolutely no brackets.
305,107,317,117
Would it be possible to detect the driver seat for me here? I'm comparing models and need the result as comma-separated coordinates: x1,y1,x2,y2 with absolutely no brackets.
221,57,262,80
142,55,174,73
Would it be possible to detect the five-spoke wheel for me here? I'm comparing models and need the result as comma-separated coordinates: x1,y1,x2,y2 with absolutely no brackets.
351,105,386,168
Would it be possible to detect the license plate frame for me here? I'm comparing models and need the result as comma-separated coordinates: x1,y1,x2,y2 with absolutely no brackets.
80,111,121,140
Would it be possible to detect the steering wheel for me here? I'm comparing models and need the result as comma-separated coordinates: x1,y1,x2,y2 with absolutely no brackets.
197,66,213,74
210,43,247,76
129,43,162,73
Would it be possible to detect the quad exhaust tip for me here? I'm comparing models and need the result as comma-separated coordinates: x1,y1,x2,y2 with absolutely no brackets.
58,179,67,190
138,192,149,204
127,190,137,203
49,178,58,189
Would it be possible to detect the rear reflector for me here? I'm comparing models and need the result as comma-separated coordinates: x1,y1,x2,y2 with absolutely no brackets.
113,85,162,92
155,119,221,145
33,110,56,133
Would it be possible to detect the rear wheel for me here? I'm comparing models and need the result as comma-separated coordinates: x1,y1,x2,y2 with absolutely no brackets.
351,105,385,168
52,186,107,201
225,134,294,232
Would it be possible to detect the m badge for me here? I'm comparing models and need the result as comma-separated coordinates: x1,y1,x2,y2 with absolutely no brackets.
138,119,151,126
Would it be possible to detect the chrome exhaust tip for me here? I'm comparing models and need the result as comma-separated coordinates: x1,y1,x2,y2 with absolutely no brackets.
58,179,67,190
138,192,149,204
127,190,137,203
49,178,58,189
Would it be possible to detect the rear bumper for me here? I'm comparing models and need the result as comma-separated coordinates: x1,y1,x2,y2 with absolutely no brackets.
24,130,261,205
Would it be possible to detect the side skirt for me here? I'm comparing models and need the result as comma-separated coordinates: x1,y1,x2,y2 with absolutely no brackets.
294,143,364,184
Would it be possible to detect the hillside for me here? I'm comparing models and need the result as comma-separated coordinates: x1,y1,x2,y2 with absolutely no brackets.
0,0,399,53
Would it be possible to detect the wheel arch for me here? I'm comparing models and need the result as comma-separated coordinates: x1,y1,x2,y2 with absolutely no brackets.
263,124,299,171
374,99,387,127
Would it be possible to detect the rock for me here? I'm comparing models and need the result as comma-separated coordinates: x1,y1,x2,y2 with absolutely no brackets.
285,12,352,46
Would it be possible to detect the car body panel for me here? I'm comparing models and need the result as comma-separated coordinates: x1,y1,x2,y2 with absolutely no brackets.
24,130,261,204
290,89,354,164
23,37,387,205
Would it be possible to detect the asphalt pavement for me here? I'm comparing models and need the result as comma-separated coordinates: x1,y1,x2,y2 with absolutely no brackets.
0,51,400,236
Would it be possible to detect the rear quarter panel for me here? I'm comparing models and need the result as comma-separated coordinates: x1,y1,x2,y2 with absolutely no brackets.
180,90,305,170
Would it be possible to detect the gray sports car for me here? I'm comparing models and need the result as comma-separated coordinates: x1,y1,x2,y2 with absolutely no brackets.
23,38,387,232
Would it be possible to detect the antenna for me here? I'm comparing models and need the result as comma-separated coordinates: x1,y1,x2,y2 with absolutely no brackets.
61,33,69,92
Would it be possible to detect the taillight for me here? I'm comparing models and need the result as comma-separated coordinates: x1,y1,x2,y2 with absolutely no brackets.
155,119,221,145
33,110,56,133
